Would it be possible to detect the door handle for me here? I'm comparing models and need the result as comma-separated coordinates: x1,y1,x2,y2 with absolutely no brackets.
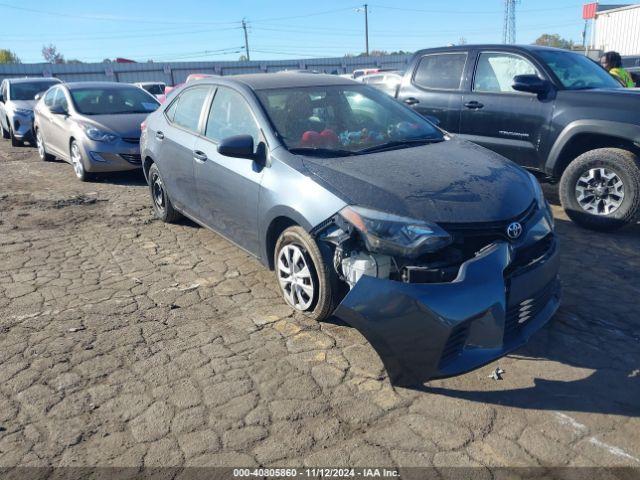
464,101,484,109
403,97,420,106
193,150,207,162
155,131,164,140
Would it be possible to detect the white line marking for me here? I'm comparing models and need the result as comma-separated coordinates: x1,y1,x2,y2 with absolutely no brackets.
589,437,640,464
554,412,588,433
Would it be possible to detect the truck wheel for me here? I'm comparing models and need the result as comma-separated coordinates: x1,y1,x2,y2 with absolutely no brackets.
559,148,640,231
274,226,341,321
9,125,22,147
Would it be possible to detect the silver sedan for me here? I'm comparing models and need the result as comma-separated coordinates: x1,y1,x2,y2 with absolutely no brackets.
33,82,159,181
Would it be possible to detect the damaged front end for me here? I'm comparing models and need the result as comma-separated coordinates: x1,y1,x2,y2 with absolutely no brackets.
315,202,560,387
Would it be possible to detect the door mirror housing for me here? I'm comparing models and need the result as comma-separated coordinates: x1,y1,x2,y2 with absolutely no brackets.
217,134,255,159
512,74,550,95
34,92,44,101
49,104,67,115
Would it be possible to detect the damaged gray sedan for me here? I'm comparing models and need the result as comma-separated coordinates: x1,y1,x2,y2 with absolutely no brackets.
141,73,560,385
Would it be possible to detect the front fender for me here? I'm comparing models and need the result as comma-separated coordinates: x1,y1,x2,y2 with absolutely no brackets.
546,120,640,175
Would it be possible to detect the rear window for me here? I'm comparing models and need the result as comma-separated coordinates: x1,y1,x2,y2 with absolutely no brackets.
413,53,467,90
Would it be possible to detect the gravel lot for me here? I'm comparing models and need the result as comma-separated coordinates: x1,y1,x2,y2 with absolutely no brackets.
0,139,639,474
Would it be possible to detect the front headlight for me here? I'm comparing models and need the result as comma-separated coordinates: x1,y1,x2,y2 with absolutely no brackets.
81,124,118,143
13,108,32,116
528,173,554,227
339,205,452,258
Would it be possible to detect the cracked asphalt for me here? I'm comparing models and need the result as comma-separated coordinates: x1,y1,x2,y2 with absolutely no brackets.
0,139,639,474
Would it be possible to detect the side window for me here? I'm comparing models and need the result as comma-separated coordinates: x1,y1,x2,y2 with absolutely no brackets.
44,88,57,107
474,52,539,93
171,87,210,132
413,53,467,90
205,87,260,142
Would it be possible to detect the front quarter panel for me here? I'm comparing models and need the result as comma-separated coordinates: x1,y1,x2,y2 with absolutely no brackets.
258,148,347,262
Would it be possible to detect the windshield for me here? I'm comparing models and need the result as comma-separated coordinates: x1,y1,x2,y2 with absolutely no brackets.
10,81,60,101
537,50,622,90
70,86,160,115
256,85,443,155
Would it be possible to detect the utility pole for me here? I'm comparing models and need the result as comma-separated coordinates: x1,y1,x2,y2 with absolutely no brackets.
364,4,369,56
242,18,250,61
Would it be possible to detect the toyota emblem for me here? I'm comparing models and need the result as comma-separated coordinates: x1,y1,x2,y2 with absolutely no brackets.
506,222,523,240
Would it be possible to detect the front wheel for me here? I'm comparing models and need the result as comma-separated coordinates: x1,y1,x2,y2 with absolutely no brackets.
70,140,92,181
9,124,22,147
559,148,640,231
274,226,341,321
36,129,54,161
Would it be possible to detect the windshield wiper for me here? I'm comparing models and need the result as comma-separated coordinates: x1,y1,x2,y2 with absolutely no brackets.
355,138,443,154
289,147,357,157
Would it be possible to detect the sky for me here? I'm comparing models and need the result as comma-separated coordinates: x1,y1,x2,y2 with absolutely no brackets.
0,0,591,63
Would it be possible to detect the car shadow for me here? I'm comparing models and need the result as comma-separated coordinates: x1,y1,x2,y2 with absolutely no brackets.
328,215,640,417
90,170,148,187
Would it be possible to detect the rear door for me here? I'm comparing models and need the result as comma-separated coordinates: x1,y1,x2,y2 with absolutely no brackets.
397,51,468,132
156,85,212,215
193,86,265,254
459,50,554,168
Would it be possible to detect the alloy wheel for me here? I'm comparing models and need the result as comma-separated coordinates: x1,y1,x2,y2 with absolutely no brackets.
575,167,625,215
71,143,84,179
36,131,45,159
277,244,315,311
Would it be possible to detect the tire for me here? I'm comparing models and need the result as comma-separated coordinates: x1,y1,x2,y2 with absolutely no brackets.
9,124,22,147
35,128,54,161
148,163,181,223
1,119,9,139
274,226,341,321
559,148,640,231
69,140,92,182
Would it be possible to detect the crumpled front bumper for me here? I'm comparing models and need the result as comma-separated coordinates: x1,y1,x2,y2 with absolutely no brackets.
334,239,560,386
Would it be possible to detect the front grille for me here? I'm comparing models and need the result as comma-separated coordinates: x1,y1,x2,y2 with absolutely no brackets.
505,280,556,342
120,153,142,165
506,233,555,276
122,137,140,144
439,321,471,367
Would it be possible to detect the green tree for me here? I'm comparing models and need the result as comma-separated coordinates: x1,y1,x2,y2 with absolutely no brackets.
0,49,21,64
533,34,574,50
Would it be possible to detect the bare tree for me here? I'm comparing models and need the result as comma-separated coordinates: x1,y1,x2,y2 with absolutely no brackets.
41,44,65,64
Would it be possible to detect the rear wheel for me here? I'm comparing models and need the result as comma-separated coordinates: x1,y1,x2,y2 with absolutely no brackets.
36,129,54,161
148,163,181,223
70,140,92,182
274,226,341,321
559,148,640,231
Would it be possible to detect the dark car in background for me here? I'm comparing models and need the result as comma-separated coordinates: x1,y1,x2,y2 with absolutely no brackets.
33,82,159,181
397,45,640,231
140,73,559,385
0,77,62,146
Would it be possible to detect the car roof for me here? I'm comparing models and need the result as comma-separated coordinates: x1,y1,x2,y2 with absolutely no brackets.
192,72,358,90
63,81,143,90
7,77,62,84
413,44,577,55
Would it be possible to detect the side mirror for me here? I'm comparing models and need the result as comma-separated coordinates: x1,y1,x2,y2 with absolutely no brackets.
512,74,550,95
49,104,67,115
34,92,44,101
217,134,255,159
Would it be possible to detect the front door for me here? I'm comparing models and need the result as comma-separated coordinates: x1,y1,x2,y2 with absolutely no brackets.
48,88,71,157
460,51,554,168
193,86,264,254
398,52,468,132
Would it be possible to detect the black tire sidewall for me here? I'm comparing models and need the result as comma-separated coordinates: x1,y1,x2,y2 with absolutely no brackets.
560,149,640,231
148,164,168,221
274,226,337,321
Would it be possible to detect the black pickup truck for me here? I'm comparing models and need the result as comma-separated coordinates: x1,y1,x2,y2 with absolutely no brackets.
397,44,640,231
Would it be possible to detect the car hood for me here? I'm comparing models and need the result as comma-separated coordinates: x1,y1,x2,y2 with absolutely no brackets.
9,100,36,111
78,113,149,139
301,137,535,224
